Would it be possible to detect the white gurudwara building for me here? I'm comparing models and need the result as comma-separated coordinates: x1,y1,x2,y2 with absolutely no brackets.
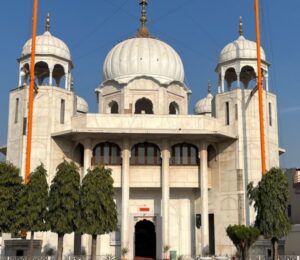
2,2,282,258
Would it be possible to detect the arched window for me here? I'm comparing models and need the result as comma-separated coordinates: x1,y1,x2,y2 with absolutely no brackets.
130,143,161,165
240,66,256,88
35,61,50,86
92,142,121,165
225,67,237,90
207,145,217,168
169,102,179,115
73,143,84,167
135,98,154,114
109,101,119,114
20,64,30,85
171,143,198,165
53,64,66,87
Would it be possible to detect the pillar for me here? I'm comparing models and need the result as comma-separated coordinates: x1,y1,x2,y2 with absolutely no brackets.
49,67,53,86
199,142,209,254
83,138,92,176
265,74,269,92
161,140,170,254
121,138,130,250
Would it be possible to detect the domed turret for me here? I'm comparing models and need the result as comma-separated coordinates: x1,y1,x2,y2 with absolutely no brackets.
216,17,269,92
194,82,213,116
18,14,73,90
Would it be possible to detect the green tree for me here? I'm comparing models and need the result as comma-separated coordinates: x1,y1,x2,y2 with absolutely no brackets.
0,161,23,234
79,166,118,260
226,225,260,260
47,161,80,260
247,167,290,260
15,164,49,260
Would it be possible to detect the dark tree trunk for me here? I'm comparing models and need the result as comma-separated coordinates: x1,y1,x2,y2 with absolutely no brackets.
272,237,279,260
91,234,97,260
57,234,64,260
28,231,34,260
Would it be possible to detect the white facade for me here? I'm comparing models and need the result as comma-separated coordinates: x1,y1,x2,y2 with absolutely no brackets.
2,15,282,259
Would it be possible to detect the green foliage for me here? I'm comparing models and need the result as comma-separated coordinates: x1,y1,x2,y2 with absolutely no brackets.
15,164,49,232
79,166,118,235
0,161,23,233
226,225,260,260
47,160,80,235
43,243,56,256
247,167,290,239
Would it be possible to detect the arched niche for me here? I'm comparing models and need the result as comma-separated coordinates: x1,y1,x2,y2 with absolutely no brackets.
35,61,50,86
20,63,30,85
73,143,84,168
134,97,154,114
130,142,161,165
171,143,199,165
108,101,119,114
240,65,256,88
225,67,238,90
169,101,180,115
207,144,217,168
53,64,66,87
92,142,121,165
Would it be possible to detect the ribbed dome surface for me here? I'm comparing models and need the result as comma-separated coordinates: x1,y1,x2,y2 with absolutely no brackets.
194,93,213,115
103,37,184,83
219,36,266,64
22,31,71,61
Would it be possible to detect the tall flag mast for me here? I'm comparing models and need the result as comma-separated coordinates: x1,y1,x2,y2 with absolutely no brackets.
25,0,39,184
254,0,267,176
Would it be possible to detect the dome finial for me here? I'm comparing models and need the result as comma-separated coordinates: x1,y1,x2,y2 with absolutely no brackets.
208,80,212,94
137,0,150,37
239,16,244,36
46,13,50,32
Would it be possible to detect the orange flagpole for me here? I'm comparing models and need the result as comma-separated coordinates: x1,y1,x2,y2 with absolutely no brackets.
254,0,267,176
25,0,39,184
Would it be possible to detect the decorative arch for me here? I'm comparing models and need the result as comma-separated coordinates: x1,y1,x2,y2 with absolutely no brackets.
207,144,217,168
35,61,50,86
52,64,66,87
171,143,199,165
108,100,119,114
20,63,30,86
240,65,256,88
225,67,237,90
130,142,161,165
92,142,121,165
135,97,154,114
169,101,180,115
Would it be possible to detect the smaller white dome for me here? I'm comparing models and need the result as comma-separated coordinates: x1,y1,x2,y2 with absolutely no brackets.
219,35,266,64
194,93,213,115
76,96,88,113
22,31,71,61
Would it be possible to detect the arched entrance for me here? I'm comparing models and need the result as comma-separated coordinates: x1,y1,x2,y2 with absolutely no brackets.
134,219,156,260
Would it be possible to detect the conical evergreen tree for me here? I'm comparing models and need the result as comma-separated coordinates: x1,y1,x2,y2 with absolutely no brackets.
79,166,118,260
47,161,80,260
0,161,23,234
247,167,290,260
15,163,49,259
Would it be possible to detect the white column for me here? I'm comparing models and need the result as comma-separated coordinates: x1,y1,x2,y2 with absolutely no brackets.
237,72,241,88
199,142,209,254
121,138,130,250
49,67,53,86
83,139,92,176
161,140,170,255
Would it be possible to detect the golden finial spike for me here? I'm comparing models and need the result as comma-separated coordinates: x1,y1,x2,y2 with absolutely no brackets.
46,13,50,32
137,0,150,37
239,16,244,36
208,81,212,94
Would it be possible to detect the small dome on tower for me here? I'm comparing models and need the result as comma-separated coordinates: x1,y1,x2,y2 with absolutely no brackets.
194,82,213,115
21,14,71,61
219,17,266,64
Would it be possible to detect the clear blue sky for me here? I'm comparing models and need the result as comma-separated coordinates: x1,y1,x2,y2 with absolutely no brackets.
0,0,299,168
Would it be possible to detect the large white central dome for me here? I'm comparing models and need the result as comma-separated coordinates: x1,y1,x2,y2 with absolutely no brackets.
103,37,184,83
